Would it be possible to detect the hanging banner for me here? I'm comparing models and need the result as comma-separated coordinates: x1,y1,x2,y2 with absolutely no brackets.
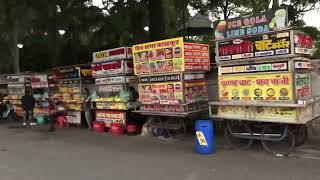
214,8,288,40
219,73,293,101
218,31,291,61
295,73,311,98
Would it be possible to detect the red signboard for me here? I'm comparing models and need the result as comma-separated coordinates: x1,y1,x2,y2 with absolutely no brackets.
95,110,126,127
92,60,133,77
92,47,132,62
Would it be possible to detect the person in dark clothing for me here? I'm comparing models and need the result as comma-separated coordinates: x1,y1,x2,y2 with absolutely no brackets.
21,90,35,126
83,88,92,129
129,86,139,102
48,98,67,132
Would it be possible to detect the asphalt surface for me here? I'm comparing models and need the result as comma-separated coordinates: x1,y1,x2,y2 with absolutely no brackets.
0,124,319,180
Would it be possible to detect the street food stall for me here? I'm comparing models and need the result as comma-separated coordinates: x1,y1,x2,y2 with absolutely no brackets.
133,37,210,134
91,47,139,127
4,74,31,117
30,73,50,122
49,65,94,125
0,74,9,95
209,7,320,155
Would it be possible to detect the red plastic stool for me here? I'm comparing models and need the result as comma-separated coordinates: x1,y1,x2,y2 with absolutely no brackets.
109,123,124,136
93,121,105,133
127,124,138,136
57,116,68,129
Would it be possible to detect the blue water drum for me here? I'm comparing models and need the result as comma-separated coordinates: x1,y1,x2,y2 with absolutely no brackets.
195,120,215,154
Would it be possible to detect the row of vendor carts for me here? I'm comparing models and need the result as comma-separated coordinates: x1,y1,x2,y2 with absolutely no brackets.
1,7,319,156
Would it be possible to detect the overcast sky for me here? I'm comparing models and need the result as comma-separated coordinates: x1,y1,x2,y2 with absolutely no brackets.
92,0,320,27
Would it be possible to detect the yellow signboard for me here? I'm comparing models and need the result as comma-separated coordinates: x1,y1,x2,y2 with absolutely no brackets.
132,37,185,75
219,73,293,101
218,106,297,121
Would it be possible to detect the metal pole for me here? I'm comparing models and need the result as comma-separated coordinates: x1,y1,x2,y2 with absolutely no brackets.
182,0,186,40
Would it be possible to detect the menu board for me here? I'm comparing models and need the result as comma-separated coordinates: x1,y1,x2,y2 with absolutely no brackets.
95,110,126,127
217,31,291,61
295,73,311,98
214,8,288,40
138,82,184,105
184,43,210,71
184,81,208,103
133,37,185,75
219,73,293,101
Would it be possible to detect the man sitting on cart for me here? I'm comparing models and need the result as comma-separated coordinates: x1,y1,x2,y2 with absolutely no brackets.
48,98,68,132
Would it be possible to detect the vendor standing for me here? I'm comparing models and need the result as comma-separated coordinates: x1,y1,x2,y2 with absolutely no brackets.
83,88,95,129
21,89,35,126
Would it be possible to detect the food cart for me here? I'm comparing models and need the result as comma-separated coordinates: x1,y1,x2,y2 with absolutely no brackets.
49,65,94,125
91,47,139,127
0,74,9,95
208,8,320,155
5,73,31,117
30,73,50,121
133,37,210,135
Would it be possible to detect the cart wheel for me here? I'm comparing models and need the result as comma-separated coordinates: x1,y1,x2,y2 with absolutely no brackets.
292,125,308,147
224,121,253,150
261,126,295,156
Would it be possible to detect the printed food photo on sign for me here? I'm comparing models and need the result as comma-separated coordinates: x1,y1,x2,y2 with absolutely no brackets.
214,8,287,40
254,88,263,100
165,48,173,59
266,88,276,100
242,88,251,100
165,61,174,72
173,46,182,58
156,49,165,60
231,89,239,100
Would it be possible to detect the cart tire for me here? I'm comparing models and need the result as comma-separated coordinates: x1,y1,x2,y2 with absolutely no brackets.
293,125,308,147
224,121,253,150
261,126,295,156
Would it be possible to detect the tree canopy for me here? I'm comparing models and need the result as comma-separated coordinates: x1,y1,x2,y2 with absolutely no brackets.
0,0,319,73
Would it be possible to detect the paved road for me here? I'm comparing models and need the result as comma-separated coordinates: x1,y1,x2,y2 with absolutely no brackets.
0,125,319,180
